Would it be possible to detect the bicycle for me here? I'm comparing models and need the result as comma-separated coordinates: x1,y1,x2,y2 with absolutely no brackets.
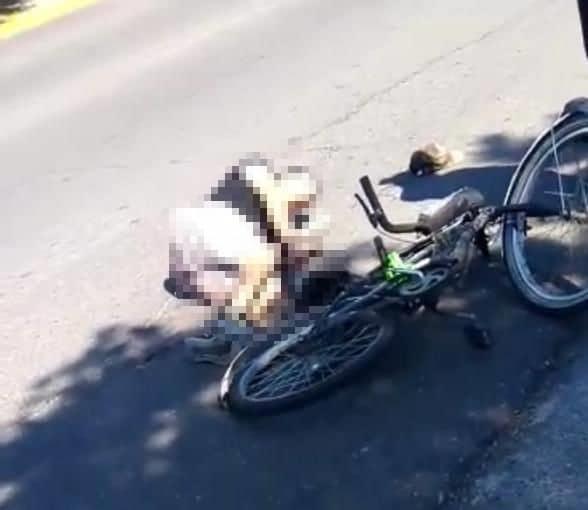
218,99,588,416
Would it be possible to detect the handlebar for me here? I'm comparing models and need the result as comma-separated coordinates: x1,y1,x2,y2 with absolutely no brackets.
356,175,561,237
489,203,563,222
357,175,432,235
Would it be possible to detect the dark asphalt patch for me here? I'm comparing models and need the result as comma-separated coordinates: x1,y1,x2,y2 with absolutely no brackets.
0,260,583,510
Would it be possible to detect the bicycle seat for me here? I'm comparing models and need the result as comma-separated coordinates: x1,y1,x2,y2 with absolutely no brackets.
417,187,485,232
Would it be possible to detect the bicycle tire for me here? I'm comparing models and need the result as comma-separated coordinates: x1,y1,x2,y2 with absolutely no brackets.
502,113,588,313
222,310,394,416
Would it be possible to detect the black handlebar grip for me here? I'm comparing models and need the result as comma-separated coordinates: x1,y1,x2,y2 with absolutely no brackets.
358,174,428,234
359,175,383,213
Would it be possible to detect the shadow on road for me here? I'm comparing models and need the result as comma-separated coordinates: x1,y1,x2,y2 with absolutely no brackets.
379,132,537,206
1,265,580,510
0,0,30,17
0,130,585,510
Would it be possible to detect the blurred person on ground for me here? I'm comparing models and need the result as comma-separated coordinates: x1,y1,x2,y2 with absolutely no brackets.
165,154,340,365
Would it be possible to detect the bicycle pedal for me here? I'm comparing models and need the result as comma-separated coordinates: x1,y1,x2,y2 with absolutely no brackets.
464,324,493,350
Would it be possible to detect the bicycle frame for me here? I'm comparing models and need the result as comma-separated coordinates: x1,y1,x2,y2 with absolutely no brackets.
315,189,562,329
313,232,441,327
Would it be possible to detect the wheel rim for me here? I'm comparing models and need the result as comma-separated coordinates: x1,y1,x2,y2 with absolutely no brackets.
238,317,383,402
507,126,588,305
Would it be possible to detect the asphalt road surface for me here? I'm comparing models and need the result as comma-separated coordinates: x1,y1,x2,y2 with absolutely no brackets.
1,0,588,509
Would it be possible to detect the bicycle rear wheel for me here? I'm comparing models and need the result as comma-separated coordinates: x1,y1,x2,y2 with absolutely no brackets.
503,114,588,312
222,310,394,416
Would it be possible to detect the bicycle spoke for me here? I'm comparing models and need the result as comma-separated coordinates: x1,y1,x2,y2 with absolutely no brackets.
505,125,588,306
265,360,309,397
313,327,375,355
316,328,378,353
250,357,294,387
287,362,313,394
254,367,302,399
314,338,373,362
242,317,385,402
316,359,337,379
326,346,372,364
316,339,377,364
248,358,300,396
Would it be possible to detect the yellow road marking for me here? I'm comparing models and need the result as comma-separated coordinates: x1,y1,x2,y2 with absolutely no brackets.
0,0,99,40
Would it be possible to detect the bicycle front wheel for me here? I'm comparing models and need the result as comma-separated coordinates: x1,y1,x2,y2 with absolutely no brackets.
503,114,588,312
223,310,394,416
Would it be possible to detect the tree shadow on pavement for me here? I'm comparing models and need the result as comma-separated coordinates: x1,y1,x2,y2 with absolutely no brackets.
0,0,30,17
379,132,537,206
0,130,585,510
1,266,583,510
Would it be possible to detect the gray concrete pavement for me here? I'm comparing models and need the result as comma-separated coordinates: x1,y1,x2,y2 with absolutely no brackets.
448,343,588,510
1,0,588,508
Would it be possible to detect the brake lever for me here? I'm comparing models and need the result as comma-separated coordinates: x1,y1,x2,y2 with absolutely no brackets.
473,209,493,259
354,193,378,228
449,227,476,282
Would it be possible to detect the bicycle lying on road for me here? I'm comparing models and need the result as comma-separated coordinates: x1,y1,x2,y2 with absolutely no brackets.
219,99,588,416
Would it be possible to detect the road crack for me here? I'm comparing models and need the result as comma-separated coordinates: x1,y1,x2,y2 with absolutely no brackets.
299,0,545,144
